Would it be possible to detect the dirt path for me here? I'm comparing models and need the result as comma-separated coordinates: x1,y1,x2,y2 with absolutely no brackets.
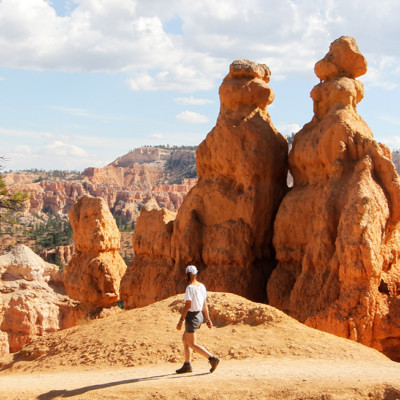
1,357,400,400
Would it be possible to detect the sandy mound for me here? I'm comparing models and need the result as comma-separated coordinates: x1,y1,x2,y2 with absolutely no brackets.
0,293,400,400
0,292,389,373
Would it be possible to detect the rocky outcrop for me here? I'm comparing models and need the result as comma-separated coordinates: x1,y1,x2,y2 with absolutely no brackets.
64,195,127,308
120,198,179,308
0,330,9,356
267,36,400,361
121,60,288,308
40,245,74,268
171,60,288,300
0,245,83,355
3,147,197,226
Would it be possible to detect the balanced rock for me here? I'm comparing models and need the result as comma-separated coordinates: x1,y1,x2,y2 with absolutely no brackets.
0,245,82,355
121,59,288,307
268,36,400,361
64,195,127,307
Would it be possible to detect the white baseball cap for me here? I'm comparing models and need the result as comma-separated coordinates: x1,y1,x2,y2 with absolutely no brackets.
186,265,198,275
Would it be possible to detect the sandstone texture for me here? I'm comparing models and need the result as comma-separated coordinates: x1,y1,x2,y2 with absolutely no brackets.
0,245,82,355
120,198,179,308
40,245,75,268
121,59,288,308
268,36,400,361
64,195,127,307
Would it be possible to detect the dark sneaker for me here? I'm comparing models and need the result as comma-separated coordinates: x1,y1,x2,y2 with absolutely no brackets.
176,363,192,374
209,356,220,373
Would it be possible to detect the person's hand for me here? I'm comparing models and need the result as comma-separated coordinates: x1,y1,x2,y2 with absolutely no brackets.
177,319,184,331
206,319,213,329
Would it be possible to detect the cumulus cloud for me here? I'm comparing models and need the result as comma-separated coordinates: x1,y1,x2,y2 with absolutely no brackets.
43,140,88,157
13,145,32,154
173,96,214,105
0,0,398,91
176,111,209,124
277,123,301,136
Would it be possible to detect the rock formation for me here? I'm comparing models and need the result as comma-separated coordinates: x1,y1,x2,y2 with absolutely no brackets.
120,198,178,308
3,147,197,226
0,245,83,355
64,195,127,308
121,59,288,308
267,36,400,361
0,330,8,356
40,245,75,268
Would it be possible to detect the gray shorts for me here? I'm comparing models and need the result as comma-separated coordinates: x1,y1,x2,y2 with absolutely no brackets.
185,311,204,333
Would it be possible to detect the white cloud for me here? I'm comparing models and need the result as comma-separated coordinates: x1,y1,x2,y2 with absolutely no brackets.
49,106,95,118
48,105,127,122
0,126,53,139
277,123,301,136
173,96,214,105
380,136,400,149
13,145,33,154
0,0,398,92
151,133,164,139
176,111,209,124
43,141,88,157
362,56,399,90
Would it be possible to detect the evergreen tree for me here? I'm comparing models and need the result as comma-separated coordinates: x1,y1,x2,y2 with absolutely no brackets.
0,159,29,226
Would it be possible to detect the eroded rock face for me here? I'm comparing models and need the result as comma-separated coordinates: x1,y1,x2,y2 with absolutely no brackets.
267,36,400,361
121,59,288,307
0,330,9,356
171,60,288,301
40,245,75,269
120,199,179,308
0,245,82,355
3,147,197,226
64,195,127,307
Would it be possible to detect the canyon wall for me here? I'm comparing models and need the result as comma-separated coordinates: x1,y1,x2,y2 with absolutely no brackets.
3,147,197,226
267,36,400,361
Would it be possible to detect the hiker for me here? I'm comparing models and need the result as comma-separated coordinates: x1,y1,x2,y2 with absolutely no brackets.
176,265,220,373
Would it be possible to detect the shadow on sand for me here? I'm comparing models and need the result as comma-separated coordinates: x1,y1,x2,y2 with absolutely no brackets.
37,371,210,399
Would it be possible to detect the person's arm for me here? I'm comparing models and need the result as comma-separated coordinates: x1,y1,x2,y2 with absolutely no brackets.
203,299,213,328
176,300,191,331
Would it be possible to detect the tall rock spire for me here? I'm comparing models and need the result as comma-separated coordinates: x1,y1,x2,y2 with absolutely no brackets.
64,195,127,308
121,59,288,307
268,36,400,361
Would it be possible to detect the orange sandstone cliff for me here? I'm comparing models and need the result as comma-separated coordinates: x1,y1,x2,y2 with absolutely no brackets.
267,36,400,361
64,195,127,308
120,60,288,308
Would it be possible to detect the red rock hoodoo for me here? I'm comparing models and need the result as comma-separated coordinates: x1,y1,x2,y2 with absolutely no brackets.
267,36,400,361
64,195,127,308
120,198,178,308
121,59,288,308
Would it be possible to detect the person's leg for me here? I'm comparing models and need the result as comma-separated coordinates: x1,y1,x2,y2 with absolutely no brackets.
185,332,212,358
176,332,193,373
182,332,192,363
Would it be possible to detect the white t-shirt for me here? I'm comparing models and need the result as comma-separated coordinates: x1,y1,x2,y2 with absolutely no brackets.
184,283,207,312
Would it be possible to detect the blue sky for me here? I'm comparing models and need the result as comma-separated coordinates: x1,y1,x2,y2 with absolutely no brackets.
0,0,399,171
